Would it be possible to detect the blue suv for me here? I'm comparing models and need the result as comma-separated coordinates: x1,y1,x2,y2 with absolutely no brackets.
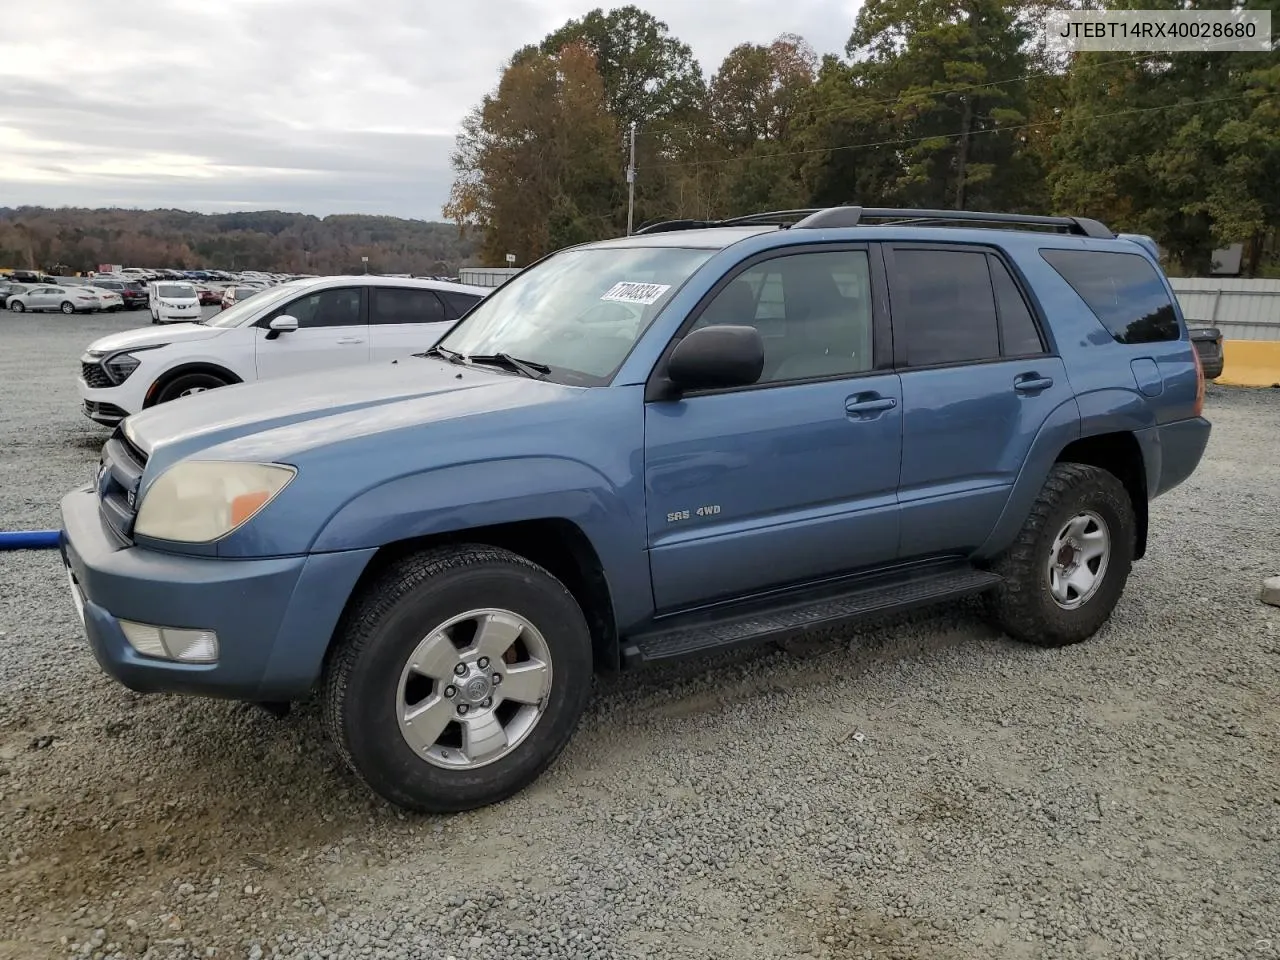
59,207,1211,812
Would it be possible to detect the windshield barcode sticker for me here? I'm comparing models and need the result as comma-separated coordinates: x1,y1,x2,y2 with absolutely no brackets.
601,281,671,305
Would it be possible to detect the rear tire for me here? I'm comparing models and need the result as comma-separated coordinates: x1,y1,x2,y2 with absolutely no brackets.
60,301,75,315
987,463,1134,648
152,371,230,404
323,545,592,813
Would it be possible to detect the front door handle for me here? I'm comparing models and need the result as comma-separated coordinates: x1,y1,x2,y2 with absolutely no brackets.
1014,375,1054,394
845,394,897,419
336,337,365,345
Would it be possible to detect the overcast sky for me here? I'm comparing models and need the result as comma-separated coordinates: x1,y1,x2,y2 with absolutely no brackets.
0,0,859,222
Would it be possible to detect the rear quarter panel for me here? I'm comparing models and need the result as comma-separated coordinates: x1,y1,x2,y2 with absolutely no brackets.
975,237,1200,556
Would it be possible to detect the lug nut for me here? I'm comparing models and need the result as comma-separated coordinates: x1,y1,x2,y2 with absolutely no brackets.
481,697,492,708
444,685,456,699
457,703,469,715
477,657,490,669
491,673,502,685
454,662,467,677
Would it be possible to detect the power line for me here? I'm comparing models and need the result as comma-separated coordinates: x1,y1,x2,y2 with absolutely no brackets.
636,40,1256,144
652,90,1275,171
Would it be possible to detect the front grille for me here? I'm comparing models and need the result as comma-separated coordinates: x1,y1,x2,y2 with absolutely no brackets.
98,431,148,540
81,361,113,389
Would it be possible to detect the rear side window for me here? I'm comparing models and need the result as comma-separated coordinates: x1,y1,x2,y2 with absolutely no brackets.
989,257,1044,356
893,249,1000,367
370,287,446,325
440,291,481,319
1040,249,1178,344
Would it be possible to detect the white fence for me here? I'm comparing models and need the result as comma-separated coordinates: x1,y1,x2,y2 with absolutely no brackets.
1170,278,1280,341
459,267,523,288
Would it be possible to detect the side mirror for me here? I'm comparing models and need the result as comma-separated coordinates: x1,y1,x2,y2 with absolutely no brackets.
264,315,298,340
665,324,764,393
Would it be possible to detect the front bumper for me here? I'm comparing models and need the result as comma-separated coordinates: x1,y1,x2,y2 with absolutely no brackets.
60,486,376,701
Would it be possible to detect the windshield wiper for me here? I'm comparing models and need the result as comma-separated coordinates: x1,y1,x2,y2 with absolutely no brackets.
464,353,551,379
422,344,466,364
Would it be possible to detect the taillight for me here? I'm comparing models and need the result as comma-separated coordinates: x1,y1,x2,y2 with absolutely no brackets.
1191,343,1205,417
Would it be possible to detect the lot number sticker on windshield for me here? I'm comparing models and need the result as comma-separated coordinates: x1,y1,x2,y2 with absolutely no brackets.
601,281,671,305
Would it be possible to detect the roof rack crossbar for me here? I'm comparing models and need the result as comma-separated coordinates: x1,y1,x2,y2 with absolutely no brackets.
632,209,824,235
792,206,1113,238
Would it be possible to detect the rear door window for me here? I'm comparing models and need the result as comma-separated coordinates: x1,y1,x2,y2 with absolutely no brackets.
370,287,447,325
1040,249,1178,344
891,249,1001,367
988,257,1045,356
440,291,482,320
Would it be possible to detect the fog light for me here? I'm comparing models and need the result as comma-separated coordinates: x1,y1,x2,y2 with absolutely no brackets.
119,620,219,663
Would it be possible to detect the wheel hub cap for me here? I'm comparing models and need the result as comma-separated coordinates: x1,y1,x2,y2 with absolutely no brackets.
396,608,553,770
461,671,492,704
1046,510,1111,610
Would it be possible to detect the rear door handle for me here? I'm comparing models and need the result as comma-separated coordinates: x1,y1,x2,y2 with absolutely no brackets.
336,337,365,345
1014,376,1054,393
845,394,897,419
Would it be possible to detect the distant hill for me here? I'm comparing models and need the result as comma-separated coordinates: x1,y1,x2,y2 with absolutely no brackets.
0,207,481,275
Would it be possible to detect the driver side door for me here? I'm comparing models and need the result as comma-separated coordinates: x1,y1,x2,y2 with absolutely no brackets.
255,286,370,378
644,245,903,612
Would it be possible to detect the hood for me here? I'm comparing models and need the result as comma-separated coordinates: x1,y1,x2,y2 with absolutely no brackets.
125,356,581,472
88,322,226,354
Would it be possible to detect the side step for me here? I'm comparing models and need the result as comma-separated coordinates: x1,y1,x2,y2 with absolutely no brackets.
622,561,1002,666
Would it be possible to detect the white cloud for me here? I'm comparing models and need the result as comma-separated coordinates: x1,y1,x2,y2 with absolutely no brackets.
0,0,859,218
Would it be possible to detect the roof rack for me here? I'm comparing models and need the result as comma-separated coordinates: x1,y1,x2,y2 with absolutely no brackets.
632,205,1113,239
633,209,822,235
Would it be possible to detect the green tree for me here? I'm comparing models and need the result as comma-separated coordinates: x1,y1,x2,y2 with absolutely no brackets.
445,42,622,263
845,0,1044,210
1049,0,1280,274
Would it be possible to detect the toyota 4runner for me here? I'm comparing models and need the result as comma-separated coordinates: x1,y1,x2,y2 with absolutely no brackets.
59,206,1211,812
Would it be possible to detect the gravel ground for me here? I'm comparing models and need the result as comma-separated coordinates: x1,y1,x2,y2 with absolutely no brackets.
1,309,1278,960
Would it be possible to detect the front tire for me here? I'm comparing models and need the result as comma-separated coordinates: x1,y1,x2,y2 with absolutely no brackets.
9,301,23,313
323,545,593,813
988,463,1134,648
152,371,229,404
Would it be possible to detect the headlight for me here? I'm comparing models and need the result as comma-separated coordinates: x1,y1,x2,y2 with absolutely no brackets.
134,461,296,542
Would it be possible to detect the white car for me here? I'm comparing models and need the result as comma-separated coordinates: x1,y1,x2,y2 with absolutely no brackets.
81,286,125,312
148,281,202,323
77,275,489,426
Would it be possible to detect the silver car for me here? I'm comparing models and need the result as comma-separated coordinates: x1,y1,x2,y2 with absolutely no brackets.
7,284,103,314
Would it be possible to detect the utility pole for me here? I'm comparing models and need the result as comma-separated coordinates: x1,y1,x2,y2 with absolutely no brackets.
626,121,637,236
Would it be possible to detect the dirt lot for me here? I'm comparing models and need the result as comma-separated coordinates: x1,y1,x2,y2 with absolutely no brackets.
1,309,1278,960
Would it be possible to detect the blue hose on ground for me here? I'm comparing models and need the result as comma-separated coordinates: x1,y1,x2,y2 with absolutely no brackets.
0,530,61,550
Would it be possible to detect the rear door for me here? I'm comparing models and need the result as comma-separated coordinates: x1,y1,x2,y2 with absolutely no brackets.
888,244,1073,559
255,285,370,379
367,286,452,361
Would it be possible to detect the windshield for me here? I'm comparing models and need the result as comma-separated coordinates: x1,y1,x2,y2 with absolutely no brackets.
203,282,302,327
437,246,713,385
157,283,196,299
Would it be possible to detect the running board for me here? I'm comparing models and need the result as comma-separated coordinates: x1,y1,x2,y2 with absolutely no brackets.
622,562,1002,666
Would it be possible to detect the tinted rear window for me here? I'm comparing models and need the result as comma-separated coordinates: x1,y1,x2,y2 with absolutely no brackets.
894,249,1000,367
441,291,482,318
1040,249,1178,344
